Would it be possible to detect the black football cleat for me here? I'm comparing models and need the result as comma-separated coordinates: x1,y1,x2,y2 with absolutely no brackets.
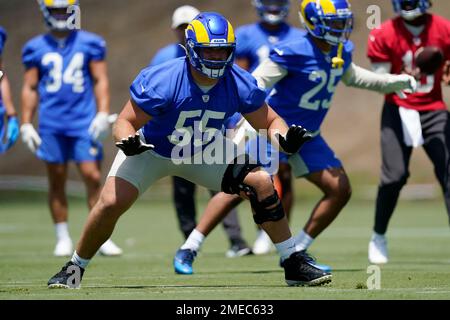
282,251,332,287
48,261,85,289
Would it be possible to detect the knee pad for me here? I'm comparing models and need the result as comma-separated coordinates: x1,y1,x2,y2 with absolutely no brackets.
249,191,285,225
221,154,260,195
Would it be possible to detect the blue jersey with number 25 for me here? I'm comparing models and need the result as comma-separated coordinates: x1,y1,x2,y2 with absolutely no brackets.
130,58,266,158
22,30,106,136
268,33,353,132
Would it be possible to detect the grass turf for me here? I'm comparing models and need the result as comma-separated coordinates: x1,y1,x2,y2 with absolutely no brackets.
0,190,449,300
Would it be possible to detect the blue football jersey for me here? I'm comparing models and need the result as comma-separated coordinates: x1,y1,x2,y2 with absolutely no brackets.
149,43,243,130
0,26,7,110
0,27,6,56
130,58,266,158
22,30,106,136
235,22,305,72
149,43,185,67
268,33,354,132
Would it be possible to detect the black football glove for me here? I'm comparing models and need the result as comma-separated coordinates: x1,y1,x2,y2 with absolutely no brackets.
115,134,154,156
277,125,313,154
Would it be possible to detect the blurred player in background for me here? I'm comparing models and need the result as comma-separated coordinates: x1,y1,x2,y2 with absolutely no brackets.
176,0,417,274
47,12,331,288
150,5,252,258
234,0,306,255
0,26,19,154
367,0,450,264
20,0,122,257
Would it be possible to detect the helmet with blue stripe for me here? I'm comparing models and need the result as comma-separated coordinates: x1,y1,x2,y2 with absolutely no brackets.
392,0,431,21
185,12,236,79
37,0,80,31
299,0,353,46
252,0,291,25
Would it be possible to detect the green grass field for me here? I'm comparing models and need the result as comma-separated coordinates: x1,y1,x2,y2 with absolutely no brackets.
1,188,449,300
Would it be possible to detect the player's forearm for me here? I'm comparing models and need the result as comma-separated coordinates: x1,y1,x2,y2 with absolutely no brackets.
267,115,288,141
91,61,110,114
20,85,38,124
93,76,110,114
113,99,152,143
342,63,401,94
1,74,17,116
113,118,139,143
267,115,289,151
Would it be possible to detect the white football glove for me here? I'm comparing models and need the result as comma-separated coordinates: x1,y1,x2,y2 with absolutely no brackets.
20,123,42,154
89,112,111,142
386,74,417,99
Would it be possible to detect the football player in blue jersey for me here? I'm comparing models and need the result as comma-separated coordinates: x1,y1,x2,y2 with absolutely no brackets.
149,5,200,67
175,0,417,273
0,26,19,154
234,0,306,255
235,0,305,72
47,12,332,288
20,0,122,257
150,5,252,258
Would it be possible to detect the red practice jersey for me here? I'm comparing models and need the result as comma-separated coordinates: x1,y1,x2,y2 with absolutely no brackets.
367,14,450,111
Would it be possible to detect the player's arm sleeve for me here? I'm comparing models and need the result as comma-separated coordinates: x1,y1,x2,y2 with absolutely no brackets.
239,84,268,115
0,28,7,56
371,62,392,74
22,43,38,70
129,71,169,117
342,62,397,94
89,36,107,61
251,58,288,90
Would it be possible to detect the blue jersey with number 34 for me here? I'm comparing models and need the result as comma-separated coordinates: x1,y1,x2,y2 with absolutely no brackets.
130,58,266,158
268,33,354,132
22,30,106,136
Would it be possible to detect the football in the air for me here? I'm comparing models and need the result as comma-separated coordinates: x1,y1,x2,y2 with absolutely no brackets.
414,46,445,75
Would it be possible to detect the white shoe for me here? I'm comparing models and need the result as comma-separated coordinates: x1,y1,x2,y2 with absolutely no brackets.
98,239,123,256
53,238,73,257
252,230,273,255
368,233,389,264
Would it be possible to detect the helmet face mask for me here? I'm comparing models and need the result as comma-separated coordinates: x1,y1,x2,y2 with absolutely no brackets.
299,0,353,46
391,0,431,21
253,0,290,25
320,15,353,45
185,12,236,79
37,0,80,31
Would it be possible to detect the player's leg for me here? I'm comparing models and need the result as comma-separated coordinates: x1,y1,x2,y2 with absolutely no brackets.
208,190,251,258
370,103,412,264
74,136,122,256
287,135,349,272
253,162,292,255
420,110,450,223
174,191,244,274
37,133,72,256
46,162,72,257
303,167,352,239
278,163,294,218
175,152,331,286
173,176,197,239
48,150,169,288
77,161,101,210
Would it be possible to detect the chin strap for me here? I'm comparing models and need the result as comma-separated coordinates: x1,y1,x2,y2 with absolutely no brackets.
332,43,345,69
